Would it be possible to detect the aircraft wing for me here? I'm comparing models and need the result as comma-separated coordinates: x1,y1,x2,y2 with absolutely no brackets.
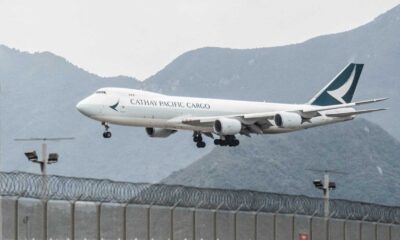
182,114,274,134
181,112,277,124
181,98,388,132
181,116,223,125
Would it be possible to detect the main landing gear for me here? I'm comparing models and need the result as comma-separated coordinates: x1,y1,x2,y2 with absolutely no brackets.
193,132,240,148
214,135,240,147
193,132,206,148
102,122,112,138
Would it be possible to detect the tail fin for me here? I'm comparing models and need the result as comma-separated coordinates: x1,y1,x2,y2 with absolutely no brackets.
308,63,364,106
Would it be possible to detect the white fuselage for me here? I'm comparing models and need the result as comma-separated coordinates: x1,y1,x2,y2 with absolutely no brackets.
76,87,354,134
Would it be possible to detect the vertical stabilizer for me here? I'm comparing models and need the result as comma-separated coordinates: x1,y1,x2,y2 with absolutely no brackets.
308,63,364,106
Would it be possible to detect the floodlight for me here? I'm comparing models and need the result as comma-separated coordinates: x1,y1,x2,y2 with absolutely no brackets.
48,153,59,164
313,179,323,189
24,151,38,161
329,182,336,190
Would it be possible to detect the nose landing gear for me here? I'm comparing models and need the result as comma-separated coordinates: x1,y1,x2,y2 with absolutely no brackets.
102,122,112,138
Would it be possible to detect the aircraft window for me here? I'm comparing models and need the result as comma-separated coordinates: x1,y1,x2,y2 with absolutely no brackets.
96,91,107,94
129,93,135,97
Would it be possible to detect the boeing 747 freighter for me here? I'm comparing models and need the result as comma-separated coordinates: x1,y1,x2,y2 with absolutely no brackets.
77,63,387,148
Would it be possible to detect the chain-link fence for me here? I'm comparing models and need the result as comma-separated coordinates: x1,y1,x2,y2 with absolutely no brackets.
1,171,399,224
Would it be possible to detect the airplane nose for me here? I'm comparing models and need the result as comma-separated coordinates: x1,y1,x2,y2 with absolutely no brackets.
76,101,82,110
76,99,91,116
76,101,85,113
76,95,104,117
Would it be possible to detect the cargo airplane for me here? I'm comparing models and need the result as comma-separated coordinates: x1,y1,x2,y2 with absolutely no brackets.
77,63,387,148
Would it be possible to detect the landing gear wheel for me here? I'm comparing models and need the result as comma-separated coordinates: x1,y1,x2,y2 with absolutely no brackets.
214,139,221,145
193,132,202,142
196,141,206,148
193,132,205,148
103,131,112,138
215,135,239,147
102,122,112,138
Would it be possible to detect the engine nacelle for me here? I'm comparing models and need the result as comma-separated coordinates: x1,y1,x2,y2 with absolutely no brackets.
214,118,242,135
145,128,177,138
274,112,302,128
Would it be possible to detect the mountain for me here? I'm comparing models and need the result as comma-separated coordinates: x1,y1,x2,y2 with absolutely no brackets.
1,5,399,183
0,46,212,182
163,119,400,205
143,5,400,140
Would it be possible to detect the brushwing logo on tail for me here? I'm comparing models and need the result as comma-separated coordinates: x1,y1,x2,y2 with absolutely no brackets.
327,65,356,104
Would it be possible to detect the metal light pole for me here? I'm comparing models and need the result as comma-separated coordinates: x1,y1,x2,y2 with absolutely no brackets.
315,171,333,218
15,137,74,199
307,168,347,218
15,137,74,240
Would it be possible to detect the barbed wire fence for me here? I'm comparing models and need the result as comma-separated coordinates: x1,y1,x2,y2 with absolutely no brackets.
0,171,399,224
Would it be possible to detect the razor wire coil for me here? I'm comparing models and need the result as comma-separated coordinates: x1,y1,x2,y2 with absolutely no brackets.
0,171,399,224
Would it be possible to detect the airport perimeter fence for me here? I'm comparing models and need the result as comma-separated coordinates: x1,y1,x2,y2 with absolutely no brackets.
0,171,399,224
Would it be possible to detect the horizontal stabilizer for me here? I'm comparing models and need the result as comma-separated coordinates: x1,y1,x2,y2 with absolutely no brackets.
353,97,389,105
302,97,389,114
325,108,388,117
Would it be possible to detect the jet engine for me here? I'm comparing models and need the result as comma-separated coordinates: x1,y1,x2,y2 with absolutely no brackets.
274,112,303,128
145,128,177,138
214,118,242,135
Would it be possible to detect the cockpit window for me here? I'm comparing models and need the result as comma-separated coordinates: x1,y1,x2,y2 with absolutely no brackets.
96,91,107,94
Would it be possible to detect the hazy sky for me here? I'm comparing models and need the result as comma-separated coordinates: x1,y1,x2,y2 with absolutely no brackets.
0,0,399,80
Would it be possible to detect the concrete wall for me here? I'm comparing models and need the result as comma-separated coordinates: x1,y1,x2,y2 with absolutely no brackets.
17,198,44,240
1,196,399,240
100,203,124,240
346,220,361,240
0,197,2,240
275,214,293,240
329,218,345,240
256,212,274,240
74,201,98,239
195,208,214,240
126,204,149,240
294,215,310,240
47,200,72,240
311,217,327,240
216,210,234,240
236,211,255,240
173,207,194,240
